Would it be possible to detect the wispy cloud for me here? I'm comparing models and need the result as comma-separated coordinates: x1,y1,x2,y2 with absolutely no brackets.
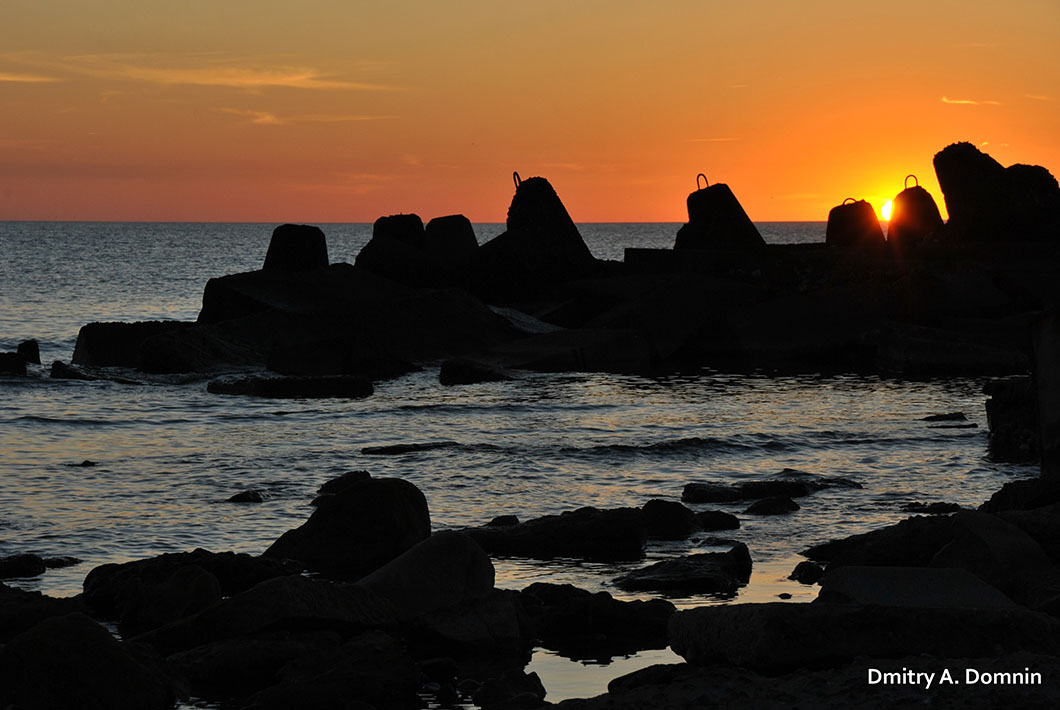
289,171,396,195
941,96,1001,105
0,71,59,83
220,108,392,125
1025,94,1053,101
687,137,739,143
948,42,999,49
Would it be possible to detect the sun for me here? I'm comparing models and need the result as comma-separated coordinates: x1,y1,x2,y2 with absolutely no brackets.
881,200,893,221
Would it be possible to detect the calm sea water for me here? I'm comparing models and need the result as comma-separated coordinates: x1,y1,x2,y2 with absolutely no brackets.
0,222,1036,703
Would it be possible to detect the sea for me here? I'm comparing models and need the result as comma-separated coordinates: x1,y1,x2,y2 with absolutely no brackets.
0,221,1037,704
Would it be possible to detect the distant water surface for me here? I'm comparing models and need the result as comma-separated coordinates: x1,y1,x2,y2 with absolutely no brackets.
0,220,1033,705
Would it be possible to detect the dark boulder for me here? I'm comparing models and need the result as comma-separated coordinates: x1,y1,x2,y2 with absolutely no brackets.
695,510,740,531
929,510,1051,594
1,582,85,642
357,531,494,620
668,602,1060,672
473,669,546,710
228,489,266,503
612,543,752,595
207,374,373,399
641,499,700,540
744,495,800,515
984,376,1039,462
470,175,599,301
518,582,674,661
50,359,100,380
439,357,513,385
113,564,223,637
266,336,418,379
245,630,420,710
933,141,1060,243
674,175,766,252
980,476,1060,513
487,514,519,527
465,506,646,562
17,338,41,364
135,574,399,656
788,560,824,585
0,351,27,375
999,501,1060,561
314,470,372,502
682,473,860,503
264,477,431,580
0,552,46,579
362,441,460,455
262,223,328,272
825,198,885,249
901,501,961,514
802,514,955,568
83,548,296,620
0,613,184,710
71,320,195,368
818,565,1018,609
885,174,943,250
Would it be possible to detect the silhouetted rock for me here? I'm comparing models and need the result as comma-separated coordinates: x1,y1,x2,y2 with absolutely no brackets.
929,510,1051,594
744,496,800,515
262,223,328,272
168,630,341,699
473,669,546,710
802,515,954,568
682,474,860,503
135,574,398,656
886,175,944,250
228,490,266,503
788,560,824,585
0,582,85,642
613,543,752,595
315,470,371,500
49,359,100,380
72,320,195,368
984,376,1039,462
487,515,519,527
490,328,654,374
114,564,222,637
358,531,494,620
470,175,599,301
921,411,967,422
66,459,97,467
825,198,885,248
18,339,40,364
264,477,430,580
354,213,433,286
818,566,1017,608
245,630,420,710
1035,309,1060,479
999,502,1060,562
934,141,1060,243
641,499,700,540
0,613,184,710
361,441,461,455
695,510,740,531
0,351,27,375
0,553,45,579
83,548,297,620
674,175,765,252
465,507,646,562
668,602,1060,672
980,477,1060,513
266,337,418,379
518,583,674,661
43,555,81,569
439,357,513,385
207,374,373,399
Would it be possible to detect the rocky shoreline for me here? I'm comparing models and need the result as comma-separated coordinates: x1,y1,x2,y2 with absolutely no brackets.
3,140,1060,708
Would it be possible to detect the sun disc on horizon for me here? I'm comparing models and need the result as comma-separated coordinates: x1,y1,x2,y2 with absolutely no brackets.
881,200,893,221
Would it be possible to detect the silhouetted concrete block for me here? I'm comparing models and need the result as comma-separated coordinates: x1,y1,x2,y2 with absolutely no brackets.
674,174,765,252
16,339,40,365
262,224,328,272
825,198,884,248
886,175,944,250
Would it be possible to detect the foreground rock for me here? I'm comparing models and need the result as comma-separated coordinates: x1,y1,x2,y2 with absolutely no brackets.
465,507,646,562
0,582,85,642
439,357,513,386
984,376,1038,462
818,565,1017,608
72,320,195,368
0,552,46,579
669,602,1060,671
264,477,431,580
641,499,700,540
519,583,674,661
929,510,1051,594
613,544,751,595
207,374,373,399
802,514,954,568
743,495,799,515
0,613,185,710
551,653,1060,709
0,351,27,375
682,472,860,503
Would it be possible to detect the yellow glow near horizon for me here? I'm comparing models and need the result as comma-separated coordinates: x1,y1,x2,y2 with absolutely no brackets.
881,200,893,221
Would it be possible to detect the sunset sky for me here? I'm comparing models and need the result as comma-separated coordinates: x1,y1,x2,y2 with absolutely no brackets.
1,1,1057,222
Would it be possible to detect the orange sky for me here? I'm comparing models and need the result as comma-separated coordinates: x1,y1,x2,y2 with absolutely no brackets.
1,1,1058,222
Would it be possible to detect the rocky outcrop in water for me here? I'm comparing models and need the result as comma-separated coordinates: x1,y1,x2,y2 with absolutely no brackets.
465,506,646,562
613,543,752,595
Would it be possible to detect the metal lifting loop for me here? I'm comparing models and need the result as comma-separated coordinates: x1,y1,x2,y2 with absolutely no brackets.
905,174,918,189
696,173,709,190
513,171,522,188
843,197,856,205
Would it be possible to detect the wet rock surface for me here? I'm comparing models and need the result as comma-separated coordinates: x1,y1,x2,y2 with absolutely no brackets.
682,472,860,503
613,543,752,595
465,506,646,562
